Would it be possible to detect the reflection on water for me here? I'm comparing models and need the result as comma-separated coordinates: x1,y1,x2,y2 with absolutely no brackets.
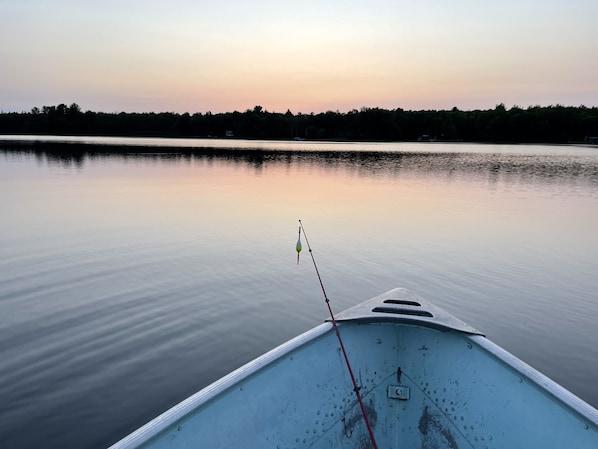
1,138,598,449
5,140,598,190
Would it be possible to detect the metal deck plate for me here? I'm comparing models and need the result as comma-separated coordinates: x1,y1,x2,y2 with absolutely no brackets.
332,288,483,335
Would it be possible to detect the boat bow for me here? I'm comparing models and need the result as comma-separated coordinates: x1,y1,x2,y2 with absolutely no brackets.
334,287,483,335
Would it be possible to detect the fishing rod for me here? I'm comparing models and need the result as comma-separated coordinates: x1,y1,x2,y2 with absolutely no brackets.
296,220,379,449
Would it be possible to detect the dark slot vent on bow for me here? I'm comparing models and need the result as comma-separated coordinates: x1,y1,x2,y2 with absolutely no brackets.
383,299,422,307
372,307,434,318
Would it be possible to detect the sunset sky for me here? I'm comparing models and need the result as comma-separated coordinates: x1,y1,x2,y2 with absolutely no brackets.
1,0,597,114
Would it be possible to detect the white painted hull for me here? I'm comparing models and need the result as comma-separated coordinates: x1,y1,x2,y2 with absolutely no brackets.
109,289,598,448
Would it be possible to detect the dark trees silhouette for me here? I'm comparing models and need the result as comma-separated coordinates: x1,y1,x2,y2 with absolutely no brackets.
1,103,597,143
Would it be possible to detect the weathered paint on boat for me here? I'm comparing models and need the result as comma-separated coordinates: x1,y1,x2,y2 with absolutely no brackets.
109,288,598,448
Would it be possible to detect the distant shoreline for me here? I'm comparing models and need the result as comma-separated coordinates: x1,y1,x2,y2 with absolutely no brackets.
1,104,597,145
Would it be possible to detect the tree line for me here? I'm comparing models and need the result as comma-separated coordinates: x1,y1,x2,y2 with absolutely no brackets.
1,103,597,143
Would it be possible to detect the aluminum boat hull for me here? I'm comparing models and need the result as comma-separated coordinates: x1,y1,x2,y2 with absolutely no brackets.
109,288,598,448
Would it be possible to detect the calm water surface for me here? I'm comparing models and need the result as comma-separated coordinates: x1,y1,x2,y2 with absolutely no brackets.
1,137,598,448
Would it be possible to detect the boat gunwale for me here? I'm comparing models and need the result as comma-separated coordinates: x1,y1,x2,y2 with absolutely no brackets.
470,333,598,427
108,322,334,449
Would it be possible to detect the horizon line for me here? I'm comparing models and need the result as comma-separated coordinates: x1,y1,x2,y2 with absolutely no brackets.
3,102,598,116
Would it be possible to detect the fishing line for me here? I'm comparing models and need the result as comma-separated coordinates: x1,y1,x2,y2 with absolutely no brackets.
297,220,379,449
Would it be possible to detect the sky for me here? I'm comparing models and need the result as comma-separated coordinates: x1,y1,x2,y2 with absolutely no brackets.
1,0,597,114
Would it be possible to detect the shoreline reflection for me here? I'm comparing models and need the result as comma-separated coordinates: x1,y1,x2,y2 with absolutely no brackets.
2,142,598,189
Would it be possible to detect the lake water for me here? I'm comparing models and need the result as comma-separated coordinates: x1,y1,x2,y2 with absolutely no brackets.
1,137,598,448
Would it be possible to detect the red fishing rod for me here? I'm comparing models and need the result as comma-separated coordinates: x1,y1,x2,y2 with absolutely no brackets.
297,220,379,449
